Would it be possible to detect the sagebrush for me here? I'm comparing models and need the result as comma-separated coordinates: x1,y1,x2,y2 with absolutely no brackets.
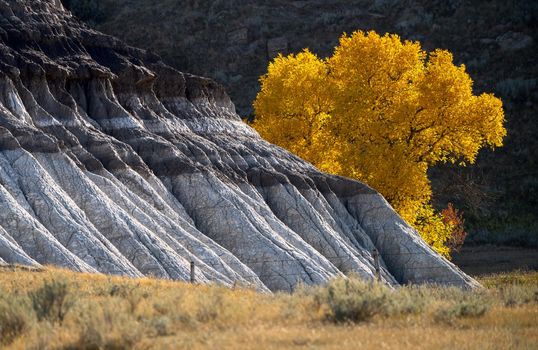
0,267,536,349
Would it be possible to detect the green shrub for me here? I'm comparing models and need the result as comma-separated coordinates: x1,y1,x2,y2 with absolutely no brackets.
314,278,390,323
386,286,428,315
498,284,538,307
435,293,491,324
151,316,173,336
29,279,72,324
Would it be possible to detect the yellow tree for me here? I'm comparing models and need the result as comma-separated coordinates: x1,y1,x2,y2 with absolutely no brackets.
253,50,340,173
253,31,506,257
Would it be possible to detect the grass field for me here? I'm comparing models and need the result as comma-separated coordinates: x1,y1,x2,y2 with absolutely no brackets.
0,265,537,349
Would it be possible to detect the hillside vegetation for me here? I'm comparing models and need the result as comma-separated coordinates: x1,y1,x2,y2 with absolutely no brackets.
252,31,505,257
1,266,537,349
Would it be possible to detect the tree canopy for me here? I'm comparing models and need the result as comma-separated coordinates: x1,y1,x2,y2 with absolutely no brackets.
253,31,506,257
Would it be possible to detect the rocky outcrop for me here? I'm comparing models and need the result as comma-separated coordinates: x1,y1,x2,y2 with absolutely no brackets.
77,0,538,245
0,0,478,290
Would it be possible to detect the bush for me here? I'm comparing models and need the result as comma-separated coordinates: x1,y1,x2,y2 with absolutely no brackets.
0,295,31,345
498,284,538,307
434,293,491,324
441,203,467,252
100,283,148,314
386,286,428,315
151,316,173,336
314,278,390,323
29,279,72,324
106,283,135,298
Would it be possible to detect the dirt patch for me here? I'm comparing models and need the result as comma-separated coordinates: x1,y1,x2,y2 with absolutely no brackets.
452,245,538,276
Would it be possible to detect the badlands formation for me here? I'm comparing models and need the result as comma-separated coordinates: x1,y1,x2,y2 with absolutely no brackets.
0,0,478,290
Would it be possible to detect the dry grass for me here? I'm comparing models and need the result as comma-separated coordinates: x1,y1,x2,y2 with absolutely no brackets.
0,265,536,349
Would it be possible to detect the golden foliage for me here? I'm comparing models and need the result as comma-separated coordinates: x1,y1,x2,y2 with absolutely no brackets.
253,50,340,173
253,31,506,256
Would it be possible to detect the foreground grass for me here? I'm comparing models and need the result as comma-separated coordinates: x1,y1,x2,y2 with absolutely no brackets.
0,266,537,349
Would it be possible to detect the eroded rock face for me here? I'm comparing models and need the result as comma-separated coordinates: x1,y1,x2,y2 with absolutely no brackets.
0,0,479,290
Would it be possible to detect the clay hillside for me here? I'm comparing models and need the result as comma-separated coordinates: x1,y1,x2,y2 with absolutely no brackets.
0,0,479,290
65,0,538,246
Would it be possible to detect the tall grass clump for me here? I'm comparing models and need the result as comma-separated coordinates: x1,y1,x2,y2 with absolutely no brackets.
481,270,538,307
497,284,538,307
68,299,143,349
0,293,31,345
195,287,225,323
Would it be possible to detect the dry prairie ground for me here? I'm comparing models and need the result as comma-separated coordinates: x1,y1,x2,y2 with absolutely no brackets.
0,266,537,350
